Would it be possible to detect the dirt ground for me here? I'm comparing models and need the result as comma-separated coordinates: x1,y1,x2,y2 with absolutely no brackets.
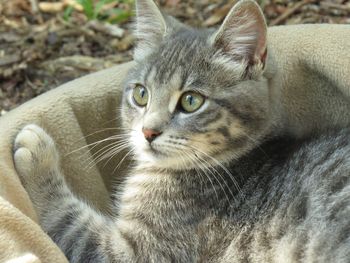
1,0,350,115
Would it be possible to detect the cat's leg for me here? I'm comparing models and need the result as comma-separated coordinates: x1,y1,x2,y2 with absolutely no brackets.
13,125,133,263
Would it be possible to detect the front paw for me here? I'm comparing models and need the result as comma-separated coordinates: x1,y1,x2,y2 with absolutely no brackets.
14,124,60,181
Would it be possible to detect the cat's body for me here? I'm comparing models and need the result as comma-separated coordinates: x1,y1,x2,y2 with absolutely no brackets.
13,0,350,262
117,130,350,263
14,125,350,262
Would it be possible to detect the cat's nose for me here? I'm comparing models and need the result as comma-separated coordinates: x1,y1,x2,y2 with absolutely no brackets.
142,128,162,143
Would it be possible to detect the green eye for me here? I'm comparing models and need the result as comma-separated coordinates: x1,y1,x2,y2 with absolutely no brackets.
180,92,205,113
132,85,148,107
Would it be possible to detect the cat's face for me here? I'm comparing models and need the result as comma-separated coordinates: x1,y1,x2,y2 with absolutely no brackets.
121,0,271,170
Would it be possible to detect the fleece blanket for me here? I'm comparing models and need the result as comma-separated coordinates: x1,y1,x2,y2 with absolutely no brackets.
0,24,349,262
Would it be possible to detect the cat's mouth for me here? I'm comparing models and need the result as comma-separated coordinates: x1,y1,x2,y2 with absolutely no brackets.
144,143,170,159
134,142,188,168
144,144,166,156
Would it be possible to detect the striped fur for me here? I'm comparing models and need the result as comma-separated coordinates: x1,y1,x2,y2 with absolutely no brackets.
14,125,350,262
14,0,350,262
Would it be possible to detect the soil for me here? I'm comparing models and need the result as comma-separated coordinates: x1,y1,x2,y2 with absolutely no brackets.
1,0,350,115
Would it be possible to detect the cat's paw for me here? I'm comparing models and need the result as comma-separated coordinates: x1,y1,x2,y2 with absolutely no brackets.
14,124,60,180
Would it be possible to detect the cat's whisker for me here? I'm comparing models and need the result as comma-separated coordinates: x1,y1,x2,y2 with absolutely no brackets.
91,140,130,166
191,151,234,205
73,125,131,142
84,143,121,170
89,139,129,161
177,149,188,171
86,140,130,170
71,138,129,166
66,133,131,156
98,111,124,126
101,142,132,169
70,125,133,152
90,138,128,162
180,151,207,196
187,145,243,198
86,145,130,171
181,149,220,202
190,153,224,203
112,147,135,174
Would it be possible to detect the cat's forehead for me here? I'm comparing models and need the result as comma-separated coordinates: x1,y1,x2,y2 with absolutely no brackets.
141,30,211,88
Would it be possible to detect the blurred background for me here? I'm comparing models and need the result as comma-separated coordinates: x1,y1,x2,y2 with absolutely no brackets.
0,0,349,115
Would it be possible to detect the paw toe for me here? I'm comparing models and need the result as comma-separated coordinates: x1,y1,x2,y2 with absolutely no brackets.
14,147,33,176
14,128,40,151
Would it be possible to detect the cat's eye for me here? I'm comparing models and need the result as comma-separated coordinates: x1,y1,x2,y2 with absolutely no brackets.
179,92,205,113
132,85,149,107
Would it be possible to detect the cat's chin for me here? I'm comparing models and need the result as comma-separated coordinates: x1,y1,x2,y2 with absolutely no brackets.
134,147,192,170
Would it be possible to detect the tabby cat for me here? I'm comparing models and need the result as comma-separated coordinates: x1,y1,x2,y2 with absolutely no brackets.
14,0,350,262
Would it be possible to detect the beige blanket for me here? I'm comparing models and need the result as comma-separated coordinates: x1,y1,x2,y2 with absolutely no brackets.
0,24,349,262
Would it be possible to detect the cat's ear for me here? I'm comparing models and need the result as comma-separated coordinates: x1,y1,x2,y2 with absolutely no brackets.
211,0,267,67
134,0,167,61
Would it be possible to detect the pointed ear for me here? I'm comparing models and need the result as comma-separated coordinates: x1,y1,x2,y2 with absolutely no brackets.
211,0,267,66
134,0,167,61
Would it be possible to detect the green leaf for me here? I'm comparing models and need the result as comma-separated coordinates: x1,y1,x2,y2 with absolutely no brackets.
94,0,107,18
79,0,95,20
63,6,74,21
107,8,133,24
69,0,134,23
119,0,135,3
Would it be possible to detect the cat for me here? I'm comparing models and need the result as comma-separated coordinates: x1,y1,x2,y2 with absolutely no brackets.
13,0,350,262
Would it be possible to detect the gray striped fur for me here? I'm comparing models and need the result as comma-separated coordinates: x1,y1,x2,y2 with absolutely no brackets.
14,125,350,262
13,0,350,262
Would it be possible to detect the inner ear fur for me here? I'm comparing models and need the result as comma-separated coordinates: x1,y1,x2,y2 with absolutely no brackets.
212,0,267,66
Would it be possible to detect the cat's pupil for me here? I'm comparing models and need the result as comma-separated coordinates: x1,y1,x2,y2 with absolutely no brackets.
140,88,145,98
186,95,194,105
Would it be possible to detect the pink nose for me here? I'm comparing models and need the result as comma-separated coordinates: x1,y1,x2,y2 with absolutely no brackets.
142,128,162,143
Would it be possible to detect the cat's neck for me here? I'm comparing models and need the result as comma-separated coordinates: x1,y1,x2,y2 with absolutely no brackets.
118,165,237,225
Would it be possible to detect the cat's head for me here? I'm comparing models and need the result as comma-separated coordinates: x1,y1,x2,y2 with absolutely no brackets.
122,0,272,170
